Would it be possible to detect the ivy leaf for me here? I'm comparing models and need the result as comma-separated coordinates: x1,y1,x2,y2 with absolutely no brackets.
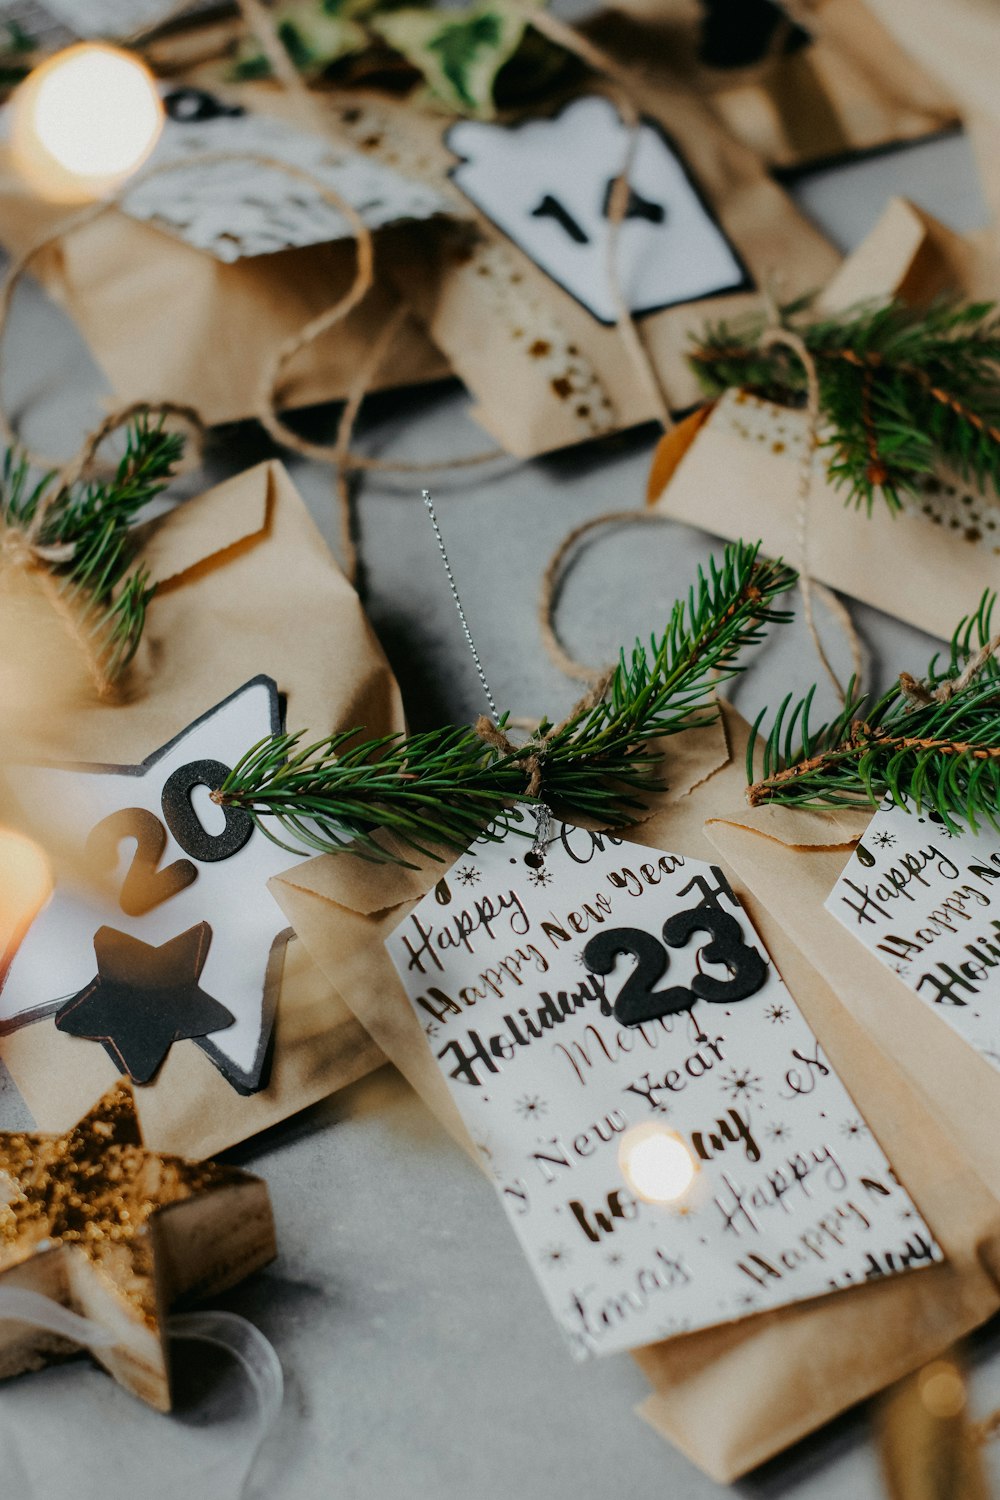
371,2,532,116
233,0,372,81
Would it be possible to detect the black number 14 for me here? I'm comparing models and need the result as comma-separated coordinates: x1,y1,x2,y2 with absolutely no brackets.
583,907,766,1028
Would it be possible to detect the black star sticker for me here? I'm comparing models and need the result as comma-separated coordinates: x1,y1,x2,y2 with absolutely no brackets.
55,924,234,1084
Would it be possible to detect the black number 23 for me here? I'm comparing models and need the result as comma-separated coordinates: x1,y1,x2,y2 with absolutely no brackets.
583,906,766,1028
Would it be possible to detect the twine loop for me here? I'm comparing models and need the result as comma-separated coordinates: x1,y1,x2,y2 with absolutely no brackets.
473,714,546,798
899,630,1000,706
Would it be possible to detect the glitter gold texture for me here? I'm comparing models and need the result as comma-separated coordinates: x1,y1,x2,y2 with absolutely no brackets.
0,1081,275,1409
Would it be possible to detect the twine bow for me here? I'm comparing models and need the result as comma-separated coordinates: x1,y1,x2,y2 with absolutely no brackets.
899,630,1000,706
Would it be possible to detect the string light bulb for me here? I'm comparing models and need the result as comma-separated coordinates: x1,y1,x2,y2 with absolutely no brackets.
0,830,52,976
618,1123,698,1205
10,43,163,203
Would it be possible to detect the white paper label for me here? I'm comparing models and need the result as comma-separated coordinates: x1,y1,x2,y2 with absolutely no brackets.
827,798,1000,1066
385,818,939,1359
0,677,308,1093
447,95,749,325
121,90,456,262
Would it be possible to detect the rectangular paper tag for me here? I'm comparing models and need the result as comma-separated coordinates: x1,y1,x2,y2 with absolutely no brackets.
386,817,940,1359
827,798,1000,1068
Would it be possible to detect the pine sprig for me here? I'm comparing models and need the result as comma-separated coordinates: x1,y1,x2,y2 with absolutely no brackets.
219,540,796,863
747,591,1000,832
1,419,184,682
690,298,1000,513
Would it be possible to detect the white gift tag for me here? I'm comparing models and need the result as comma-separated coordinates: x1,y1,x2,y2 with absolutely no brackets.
121,90,457,262
827,798,1000,1068
386,817,940,1359
0,677,308,1093
447,95,750,325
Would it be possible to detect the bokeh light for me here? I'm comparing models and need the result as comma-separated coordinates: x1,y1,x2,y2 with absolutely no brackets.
11,44,163,203
618,1122,698,1205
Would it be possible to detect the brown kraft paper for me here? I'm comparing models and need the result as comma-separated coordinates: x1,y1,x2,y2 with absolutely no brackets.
0,78,453,427
269,702,1000,1482
649,198,1000,643
0,460,399,1158
371,75,840,457
588,0,958,171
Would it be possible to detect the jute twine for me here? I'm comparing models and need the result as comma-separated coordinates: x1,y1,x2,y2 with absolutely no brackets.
899,630,1000,706
471,666,615,801
536,319,865,700
232,0,674,582
0,145,379,691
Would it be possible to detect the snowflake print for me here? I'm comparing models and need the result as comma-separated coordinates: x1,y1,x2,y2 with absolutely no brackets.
890,961,910,978
515,1094,548,1121
721,1067,763,1102
527,865,553,887
541,1244,570,1268
766,1121,789,1142
424,1020,440,1038
737,1293,758,1311
840,1118,868,1139
765,1003,789,1024
606,1251,624,1267
456,864,481,886
872,830,896,849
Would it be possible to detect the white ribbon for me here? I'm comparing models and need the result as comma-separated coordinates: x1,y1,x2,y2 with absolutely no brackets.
0,1292,283,1499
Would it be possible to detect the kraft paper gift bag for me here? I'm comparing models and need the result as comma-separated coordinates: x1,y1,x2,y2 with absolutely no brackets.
648,198,1000,644
369,69,838,457
269,701,1000,1480
0,459,398,1158
588,0,957,171
0,78,456,427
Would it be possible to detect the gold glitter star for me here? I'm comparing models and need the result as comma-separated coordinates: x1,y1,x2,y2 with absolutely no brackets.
0,1081,275,1409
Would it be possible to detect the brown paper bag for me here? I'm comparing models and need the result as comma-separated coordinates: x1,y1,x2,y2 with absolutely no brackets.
269,702,1000,1480
0,118,451,427
369,74,838,457
0,459,400,1158
590,0,958,171
649,198,1000,642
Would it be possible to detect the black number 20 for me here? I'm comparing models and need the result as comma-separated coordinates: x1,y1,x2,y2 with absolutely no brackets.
86,759,254,918
584,906,767,1027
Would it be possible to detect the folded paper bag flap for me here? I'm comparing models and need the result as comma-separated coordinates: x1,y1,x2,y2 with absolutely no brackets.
818,196,978,315
139,460,274,588
273,844,434,918
705,809,1000,1209
709,801,870,849
635,820,1000,1481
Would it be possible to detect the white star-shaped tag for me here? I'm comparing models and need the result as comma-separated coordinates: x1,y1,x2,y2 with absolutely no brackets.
0,676,306,1093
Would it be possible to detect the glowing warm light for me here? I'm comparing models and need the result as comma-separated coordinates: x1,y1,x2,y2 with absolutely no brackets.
618,1122,697,1205
0,830,52,974
10,44,163,203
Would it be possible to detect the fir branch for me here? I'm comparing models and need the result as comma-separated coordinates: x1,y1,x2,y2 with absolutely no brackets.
0,419,184,683
746,591,1000,831
219,540,796,863
690,298,1000,513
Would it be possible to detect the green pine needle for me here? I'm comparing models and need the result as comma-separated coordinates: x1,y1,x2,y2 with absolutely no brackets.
690,297,1000,514
1,418,184,682
219,540,797,863
747,590,1000,832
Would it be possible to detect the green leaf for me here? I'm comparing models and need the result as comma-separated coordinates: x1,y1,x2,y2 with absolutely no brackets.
371,2,531,115
232,0,370,80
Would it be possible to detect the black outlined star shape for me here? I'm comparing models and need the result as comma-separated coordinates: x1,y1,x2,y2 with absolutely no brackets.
55,923,234,1084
